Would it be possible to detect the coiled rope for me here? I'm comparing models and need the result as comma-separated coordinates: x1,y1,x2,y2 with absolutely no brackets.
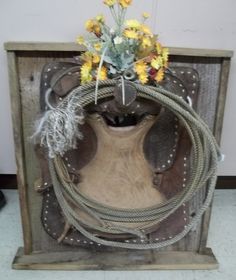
46,79,221,249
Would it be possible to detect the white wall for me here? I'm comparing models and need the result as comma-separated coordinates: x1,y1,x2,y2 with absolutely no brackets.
0,0,235,175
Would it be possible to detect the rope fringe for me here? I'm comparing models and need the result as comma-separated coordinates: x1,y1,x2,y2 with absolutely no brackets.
31,94,85,158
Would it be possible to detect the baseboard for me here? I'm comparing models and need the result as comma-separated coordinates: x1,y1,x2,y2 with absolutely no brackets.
0,174,236,190
0,174,18,189
215,176,236,189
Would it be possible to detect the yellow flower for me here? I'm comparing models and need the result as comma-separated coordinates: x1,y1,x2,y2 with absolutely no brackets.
96,14,105,23
139,72,148,84
155,68,165,82
142,12,150,19
85,19,94,32
81,62,93,84
76,36,85,45
134,61,148,84
85,19,101,35
94,42,102,51
119,0,132,8
125,19,141,29
151,56,163,70
81,51,93,63
162,47,169,62
156,42,163,55
134,61,147,75
124,29,138,39
140,24,153,36
163,59,169,68
140,36,152,48
103,0,116,6
92,54,101,64
97,66,108,80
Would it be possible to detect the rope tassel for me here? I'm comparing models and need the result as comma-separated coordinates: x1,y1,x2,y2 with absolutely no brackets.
32,94,85,158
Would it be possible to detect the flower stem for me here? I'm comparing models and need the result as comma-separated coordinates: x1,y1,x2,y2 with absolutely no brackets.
130,55,151,67
110,7,119,26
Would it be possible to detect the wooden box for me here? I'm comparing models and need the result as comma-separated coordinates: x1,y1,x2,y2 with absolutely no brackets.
4,42,233,270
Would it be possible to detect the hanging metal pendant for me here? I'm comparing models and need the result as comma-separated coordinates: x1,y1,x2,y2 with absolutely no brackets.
114,80,137,108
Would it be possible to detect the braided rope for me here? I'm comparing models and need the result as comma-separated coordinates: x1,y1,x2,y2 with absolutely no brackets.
46,79,220,249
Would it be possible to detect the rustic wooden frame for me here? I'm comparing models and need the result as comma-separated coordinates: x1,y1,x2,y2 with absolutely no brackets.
5,42,233,270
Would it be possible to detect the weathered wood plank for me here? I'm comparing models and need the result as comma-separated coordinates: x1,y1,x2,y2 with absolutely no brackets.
169,47,233,58
4,42,86,52
191,57,221,253
16,53,82,253
214,58,231,144
166,57,222,252
4,42,233,58
198,58,232,253
18,54,45,252
12,247,218,270
6,52,33,254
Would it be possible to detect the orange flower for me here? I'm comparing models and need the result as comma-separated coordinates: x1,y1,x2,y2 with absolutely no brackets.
85,19,101,36
85,19,94,32
92,54,101,64
97,66,108,80
119,0,132,8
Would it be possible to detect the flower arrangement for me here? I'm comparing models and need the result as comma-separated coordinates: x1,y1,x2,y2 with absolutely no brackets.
76,0,169,86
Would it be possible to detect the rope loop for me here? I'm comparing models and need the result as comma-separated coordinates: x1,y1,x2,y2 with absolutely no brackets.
44,80,220,249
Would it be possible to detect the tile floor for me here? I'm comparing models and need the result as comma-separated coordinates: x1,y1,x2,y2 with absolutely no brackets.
0,189,235,280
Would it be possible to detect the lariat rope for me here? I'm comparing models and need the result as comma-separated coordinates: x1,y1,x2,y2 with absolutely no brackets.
39,79,220,249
